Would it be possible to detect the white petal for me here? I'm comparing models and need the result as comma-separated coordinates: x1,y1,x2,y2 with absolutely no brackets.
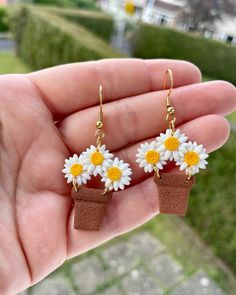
113,182,119,191
148,164,153,173
67,175,74,183
88,165,94,174
119,183,125,190
180,163,187,171
156,163,163,170
166,129,172,136
119,163,129,170
144,166,149,173
200,154,209,160
113,157,119,166
195,145,203,153
150,141,156,149
122,178,130,185
164,150,171,160
174,129,180,137
179,136,188,143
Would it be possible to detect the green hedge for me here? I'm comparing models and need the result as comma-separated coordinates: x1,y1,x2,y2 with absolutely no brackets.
0,7,9,32
9,6,122,70
44,6,114,41
133,24,236,85
34,0,98,10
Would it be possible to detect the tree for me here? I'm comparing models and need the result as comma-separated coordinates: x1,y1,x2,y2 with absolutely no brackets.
178,0,236,33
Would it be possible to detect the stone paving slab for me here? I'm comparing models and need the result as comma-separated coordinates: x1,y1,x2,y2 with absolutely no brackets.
170,271,225,295
96,285,125,295
71,255,110,294
102,241,138,276
31,277,74,295
147,253,184,288
17,230,227,295
121,268,164,295
129,232,164,258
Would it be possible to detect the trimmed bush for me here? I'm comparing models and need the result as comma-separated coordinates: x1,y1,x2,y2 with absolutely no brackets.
0,7,9,32
44,6,114,41
34,0,76,7
34,0,98,10
133,24,236,85
9,6,122,70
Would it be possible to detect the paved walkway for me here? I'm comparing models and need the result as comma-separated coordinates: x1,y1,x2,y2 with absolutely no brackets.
0,36,15,52
19,231,225,295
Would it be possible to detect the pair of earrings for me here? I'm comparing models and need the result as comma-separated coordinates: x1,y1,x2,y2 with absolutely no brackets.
62,70,209,231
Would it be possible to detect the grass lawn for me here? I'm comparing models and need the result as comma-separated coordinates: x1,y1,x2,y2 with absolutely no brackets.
227,112,236,124
186,131,236,274
0,52,30,74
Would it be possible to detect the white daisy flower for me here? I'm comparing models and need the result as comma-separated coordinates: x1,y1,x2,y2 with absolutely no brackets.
101,157,132,191
176,141,209,176
156,129,188,161
136,141,166,173
62,154,91,185
82,145,114,177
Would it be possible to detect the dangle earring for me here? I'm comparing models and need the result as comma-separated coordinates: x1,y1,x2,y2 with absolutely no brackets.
136,70,208,216
62,85,132,231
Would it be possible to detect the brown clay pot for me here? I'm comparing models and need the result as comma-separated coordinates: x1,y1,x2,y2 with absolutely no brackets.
154,173,195,216
71,187,112,231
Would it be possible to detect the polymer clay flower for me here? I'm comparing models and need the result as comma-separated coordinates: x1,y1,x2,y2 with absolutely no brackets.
82,145,114,177
62,154,91,185
175,141,209,176
136,141,166,173
156,129,188,161
101,157,132,191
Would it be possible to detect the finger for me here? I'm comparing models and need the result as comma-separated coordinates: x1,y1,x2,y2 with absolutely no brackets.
67,114,229,257
117,114,230,184
29,59,201,118
59,81,236,153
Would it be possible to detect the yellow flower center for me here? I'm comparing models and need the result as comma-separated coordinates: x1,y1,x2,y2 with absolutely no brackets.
90,151,104,165
107,167,122,181
165,137,180,151
70,164,83,177
184,151,200,166
145,150,160,164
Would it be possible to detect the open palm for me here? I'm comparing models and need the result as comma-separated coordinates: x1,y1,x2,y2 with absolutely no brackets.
0,59,235,295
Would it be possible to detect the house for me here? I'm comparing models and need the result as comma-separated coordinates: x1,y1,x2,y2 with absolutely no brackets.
214,15,236,44
98,0,236,45
98,0,185,24
142,0,184,26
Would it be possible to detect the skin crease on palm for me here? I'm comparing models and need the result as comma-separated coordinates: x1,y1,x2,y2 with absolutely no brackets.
0,58,236,294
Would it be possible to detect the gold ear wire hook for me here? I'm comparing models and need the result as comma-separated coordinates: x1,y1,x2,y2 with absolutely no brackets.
163,69,176,133
96,85,104,129
163,69,174,107
96,85,105,149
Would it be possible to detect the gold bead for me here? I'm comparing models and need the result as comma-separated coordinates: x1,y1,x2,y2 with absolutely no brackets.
167,106,175,115
96,121,103,129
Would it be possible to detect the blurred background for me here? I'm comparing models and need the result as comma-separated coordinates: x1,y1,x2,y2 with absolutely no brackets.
0,0,235,294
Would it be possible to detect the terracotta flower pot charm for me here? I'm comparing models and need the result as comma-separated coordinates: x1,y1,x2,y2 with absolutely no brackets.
62,86,132,231
136,70,208,216
71,186,112,231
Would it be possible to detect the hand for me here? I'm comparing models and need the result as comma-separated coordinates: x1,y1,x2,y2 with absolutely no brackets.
0,59,235,294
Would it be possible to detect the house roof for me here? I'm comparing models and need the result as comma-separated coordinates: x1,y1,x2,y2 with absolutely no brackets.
154,0,183,11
